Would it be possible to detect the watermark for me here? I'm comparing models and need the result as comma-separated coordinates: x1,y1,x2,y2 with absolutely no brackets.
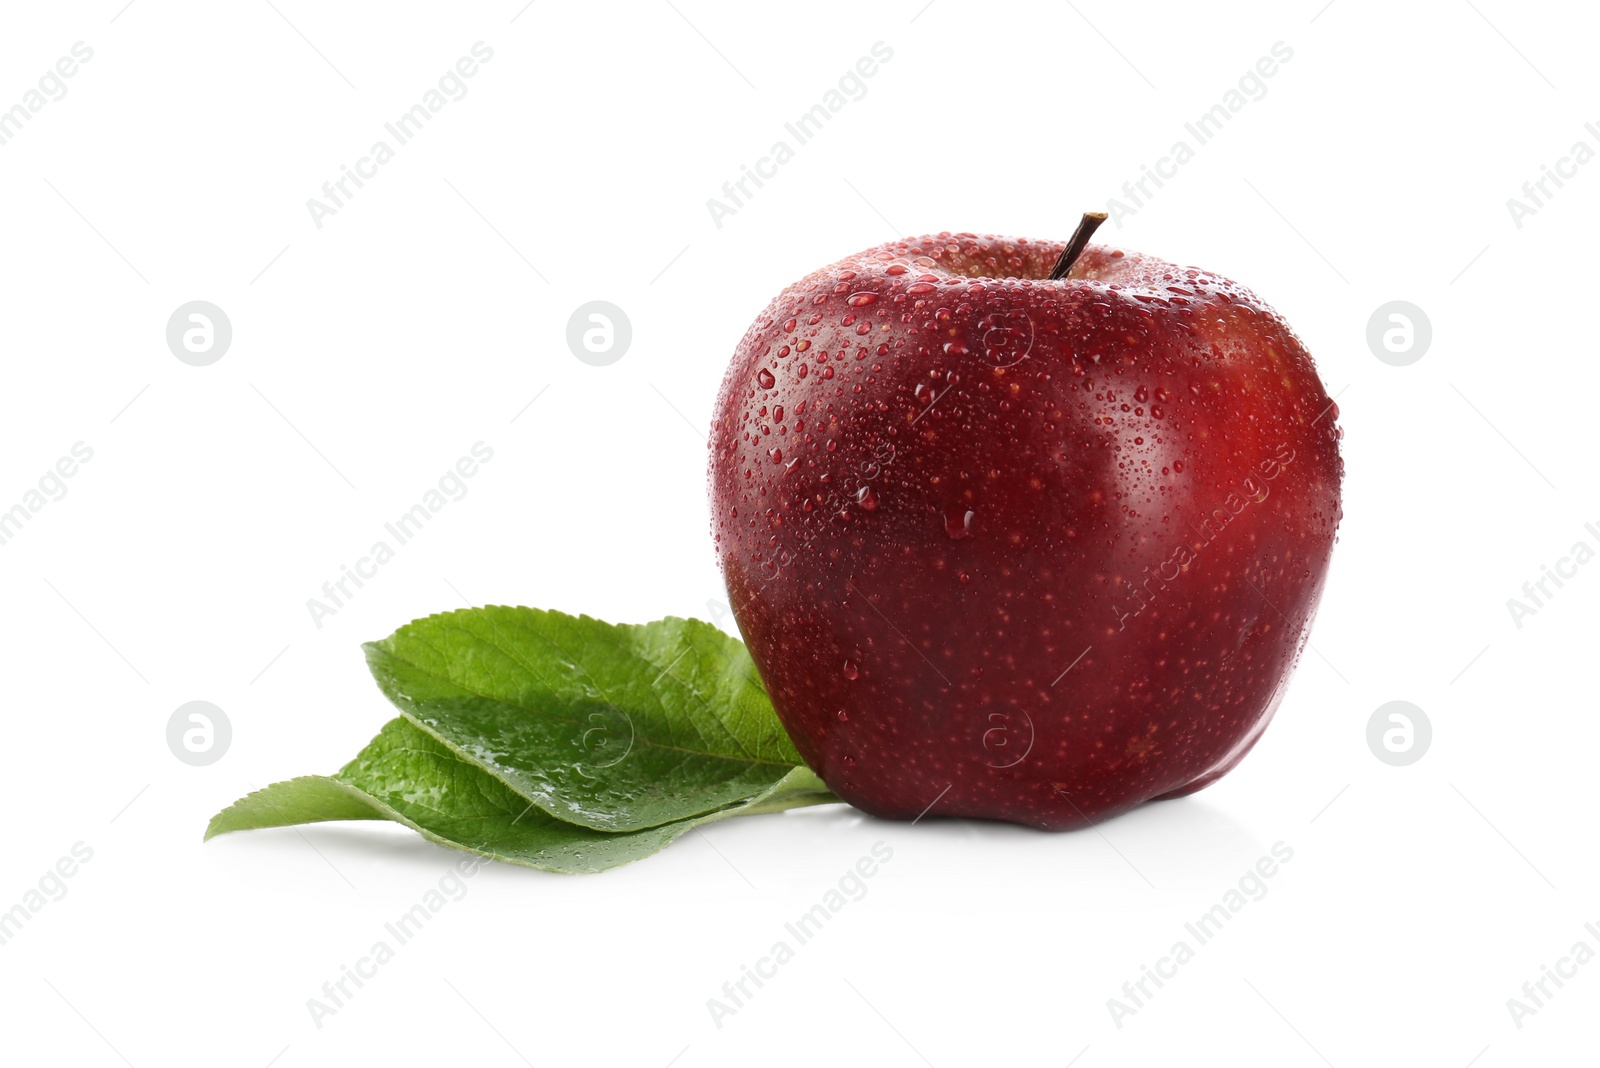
1506,520,1599,630
1366,701,1430,766
0,842,93,948
1110,444,1296,630
0,442,94,549
706,41,894,229
167,301,232,366
1505,920,1600,1030
0,42,93,149
167,701,232,766
1366,300,1430,366
1506,122,1600,230
1105,41,1293,227
704,597,735,633
306,443,494,629
1106,842,1293,1029
307,855,487,1028
976,308,1033,369
306,42,495,229
982,706,1034,768
566,301,631,366
706,841,894,1029
576,705,633,774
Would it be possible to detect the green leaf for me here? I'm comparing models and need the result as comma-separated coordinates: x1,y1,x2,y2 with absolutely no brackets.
204,775,387,835
362,608,806,832
206,717,836,874
205,609,845,873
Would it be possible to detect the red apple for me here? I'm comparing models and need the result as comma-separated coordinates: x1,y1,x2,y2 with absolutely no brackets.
708,218,1342,829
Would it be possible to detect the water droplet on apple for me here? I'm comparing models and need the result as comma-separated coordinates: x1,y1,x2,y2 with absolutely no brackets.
755,368,775,389
842,660,859,680
944,507,976,539
769,447,783,463
842,755,857,769
856,486,878,510
846,292,879,307
836,709,849,722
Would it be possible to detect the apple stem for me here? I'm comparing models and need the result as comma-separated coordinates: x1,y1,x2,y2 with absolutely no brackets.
1047,211,1110,280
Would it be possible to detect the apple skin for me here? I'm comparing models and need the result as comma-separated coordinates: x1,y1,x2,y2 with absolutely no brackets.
708,232,1342,830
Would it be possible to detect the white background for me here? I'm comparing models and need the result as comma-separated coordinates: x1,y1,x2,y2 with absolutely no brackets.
1,0,1595,1064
